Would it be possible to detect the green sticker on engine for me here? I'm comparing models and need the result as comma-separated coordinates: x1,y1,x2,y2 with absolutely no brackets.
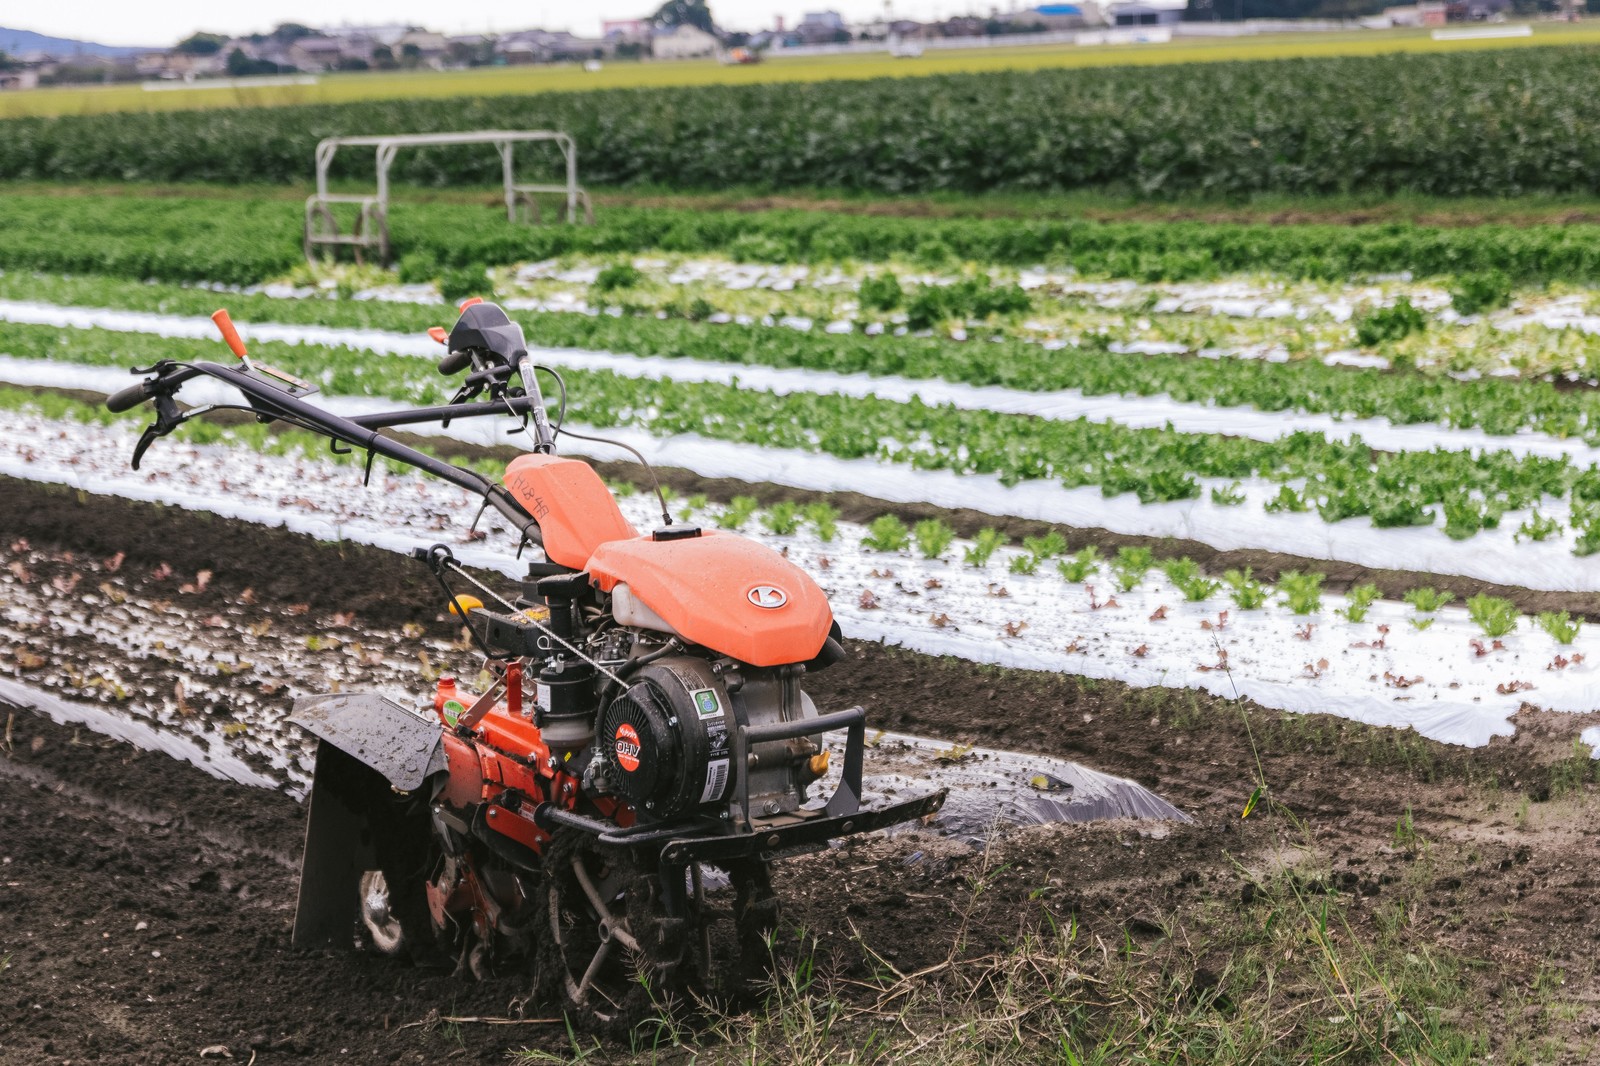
442,699,466,726
691,688,722,719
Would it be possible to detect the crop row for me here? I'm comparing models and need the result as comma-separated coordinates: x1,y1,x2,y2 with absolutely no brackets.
8,320,1599,545
11,191,1600,286
510,312,1600,447
13,275,1600,449
11,50,1600,198
6,380,1583,652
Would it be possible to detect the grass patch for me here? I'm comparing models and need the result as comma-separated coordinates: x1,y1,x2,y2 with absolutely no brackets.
613,839,1492,1065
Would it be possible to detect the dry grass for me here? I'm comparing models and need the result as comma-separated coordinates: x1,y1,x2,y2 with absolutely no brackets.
510,830,1509,1066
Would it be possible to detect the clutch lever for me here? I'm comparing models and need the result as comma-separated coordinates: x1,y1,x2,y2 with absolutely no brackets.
131,391,186,470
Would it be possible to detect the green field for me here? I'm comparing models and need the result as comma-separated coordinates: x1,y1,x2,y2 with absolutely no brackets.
6,21,1600,119
13,185,1600,286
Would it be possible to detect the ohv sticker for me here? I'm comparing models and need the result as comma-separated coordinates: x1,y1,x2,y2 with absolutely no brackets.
614,723,641,773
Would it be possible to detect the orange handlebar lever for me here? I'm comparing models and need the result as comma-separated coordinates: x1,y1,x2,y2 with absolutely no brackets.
211,309,249,360
457,296,484,312
427,326,449,345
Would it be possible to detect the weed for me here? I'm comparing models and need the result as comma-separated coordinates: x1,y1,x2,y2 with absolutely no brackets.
679,492,708,522
1466,593,1519,638
861,514,911,552
963,527,1008,568
1394,804,1421,850
912,517,956,559
1549,740,1597,798
686,843,1493,1064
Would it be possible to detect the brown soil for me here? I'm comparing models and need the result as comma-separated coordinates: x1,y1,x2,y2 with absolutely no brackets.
4,481,1600,1064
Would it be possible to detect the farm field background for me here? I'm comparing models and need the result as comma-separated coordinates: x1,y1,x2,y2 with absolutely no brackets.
11,38,1600,1063
14,47,1600,198
5,21,1600,120
7,187,1600,744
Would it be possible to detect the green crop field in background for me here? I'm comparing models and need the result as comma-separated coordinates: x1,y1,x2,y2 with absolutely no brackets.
14,47,1600,199
5,21,1600,119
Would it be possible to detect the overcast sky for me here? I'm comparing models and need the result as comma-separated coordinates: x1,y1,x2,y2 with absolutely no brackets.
21,0,990,48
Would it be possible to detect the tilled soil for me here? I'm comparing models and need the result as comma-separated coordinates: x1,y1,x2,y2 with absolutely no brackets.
4,482,1600,1064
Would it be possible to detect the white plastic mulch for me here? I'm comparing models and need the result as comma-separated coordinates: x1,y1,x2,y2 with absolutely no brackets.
3,408,1596,750
1,354,1596,593
0,301,1595,466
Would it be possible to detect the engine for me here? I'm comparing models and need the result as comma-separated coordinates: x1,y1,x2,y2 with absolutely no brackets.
598,657,733,819
459,568,830,829
595,654,825,824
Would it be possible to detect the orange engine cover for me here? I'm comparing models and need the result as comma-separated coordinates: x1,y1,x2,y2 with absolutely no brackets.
504,454,638,570
587,532,833,667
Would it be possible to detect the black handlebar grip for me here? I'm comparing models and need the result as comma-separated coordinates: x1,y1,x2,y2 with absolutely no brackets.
105,381,152,413
438,349,472,376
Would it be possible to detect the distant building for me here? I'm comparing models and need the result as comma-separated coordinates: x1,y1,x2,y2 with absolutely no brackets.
940,16,988,35
288,37,345,71
321,23,411,46
137,47,227,78
602,19,652,40
652,24,719,59
1381,2,1447,24
395,30,449,64
1105,0,1185,24
1028,4,1094,28
496,30,606,63
800,11,846,30
797,10,850,42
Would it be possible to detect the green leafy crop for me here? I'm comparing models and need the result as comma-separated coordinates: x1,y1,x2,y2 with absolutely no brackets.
861,515,911,552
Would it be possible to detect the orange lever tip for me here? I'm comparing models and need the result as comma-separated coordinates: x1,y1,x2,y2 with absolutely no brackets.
427,326,449,345
457,296,484,312
211,309,248,360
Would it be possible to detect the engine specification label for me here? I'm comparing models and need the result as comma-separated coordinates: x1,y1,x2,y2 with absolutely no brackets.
691,687,731,803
